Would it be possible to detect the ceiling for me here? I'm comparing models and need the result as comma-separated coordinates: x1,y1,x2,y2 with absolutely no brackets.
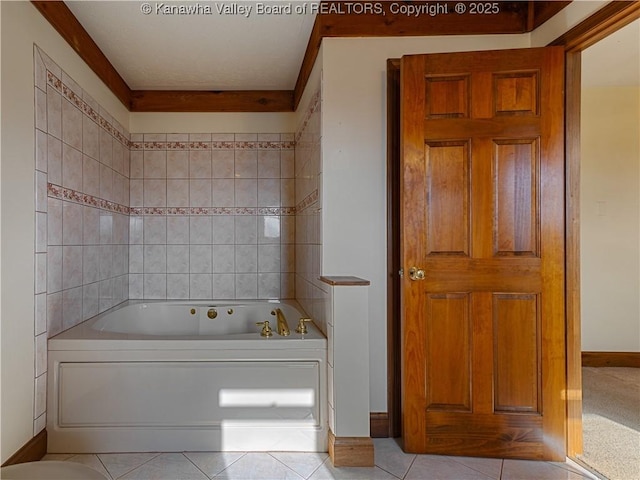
59,0,569,101
35,1,639,111
65,1,316,91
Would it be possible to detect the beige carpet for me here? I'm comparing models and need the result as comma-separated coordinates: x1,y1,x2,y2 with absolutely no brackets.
580,367,640,480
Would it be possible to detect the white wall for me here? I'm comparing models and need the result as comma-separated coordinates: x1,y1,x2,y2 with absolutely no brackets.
580,86,640,351
0,1,128,462
320,34,530,412
130,112,296,134
530,0,608,47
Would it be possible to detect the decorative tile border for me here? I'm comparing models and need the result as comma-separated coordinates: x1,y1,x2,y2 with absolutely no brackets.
295,88,321,144
49,185,297,217
46,71,129,148
130,140,295,151
191,141,212,150
294,88,321,214
261,207,296,216
128,206,296,216
48,183,129,215
141,141,168,150
212,141,235,149
297,189,319,213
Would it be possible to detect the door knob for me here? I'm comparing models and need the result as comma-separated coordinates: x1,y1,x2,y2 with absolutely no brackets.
408,267,425,281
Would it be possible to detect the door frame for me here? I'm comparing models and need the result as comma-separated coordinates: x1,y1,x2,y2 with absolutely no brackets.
386,58,402,438
549,1,640,457
385,1,640,455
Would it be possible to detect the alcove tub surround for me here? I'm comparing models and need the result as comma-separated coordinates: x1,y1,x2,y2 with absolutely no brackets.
293,85,328,335
127,132,296,301
33,45,132,438
33,46,305,447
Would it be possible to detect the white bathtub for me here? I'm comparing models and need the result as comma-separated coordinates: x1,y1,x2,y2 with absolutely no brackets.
47,300,328,453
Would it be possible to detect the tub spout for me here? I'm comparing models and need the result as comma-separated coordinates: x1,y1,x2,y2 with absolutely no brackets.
271,308,290,336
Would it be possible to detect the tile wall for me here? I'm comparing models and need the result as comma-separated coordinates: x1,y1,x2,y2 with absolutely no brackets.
294,89,329,333
127,134,296,300
31,46,315,441
34,47,299,326
33,46,131,436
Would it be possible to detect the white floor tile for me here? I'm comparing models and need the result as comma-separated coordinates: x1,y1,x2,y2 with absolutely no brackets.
120,453,208,480
406,454,496,480
449,456,503,479
98,453,160,479
558,459,602,480
373,438,416,479
38,448,609,480
214,452,304,479
269,452,329,478
308,457,398,480
42,453,74,461
65,454,113,480
502,459,593,480
185,452,246,478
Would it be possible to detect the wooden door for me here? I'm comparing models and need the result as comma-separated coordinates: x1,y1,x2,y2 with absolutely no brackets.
400,47,566,461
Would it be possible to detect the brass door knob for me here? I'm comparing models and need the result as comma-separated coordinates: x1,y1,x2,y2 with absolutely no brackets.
408,267,425,281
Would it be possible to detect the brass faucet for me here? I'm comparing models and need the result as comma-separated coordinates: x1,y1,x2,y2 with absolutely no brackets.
256,320,273,337
295,318,313,335
271,308,290,336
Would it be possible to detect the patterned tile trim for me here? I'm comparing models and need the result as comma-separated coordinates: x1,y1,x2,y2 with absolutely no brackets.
48,183,130,214
295,88,321,144
296,190,319,213
128,206,297,216
211,141,235,149
46,71,129,148
129,141,295,151
48,184,297,217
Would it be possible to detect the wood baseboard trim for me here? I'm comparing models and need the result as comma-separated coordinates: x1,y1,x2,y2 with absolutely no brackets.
328,430,374,467
1,430,47,467
370,412,390,438
582,351,640,368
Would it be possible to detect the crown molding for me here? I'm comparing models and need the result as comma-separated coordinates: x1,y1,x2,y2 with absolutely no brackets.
549,0,640,52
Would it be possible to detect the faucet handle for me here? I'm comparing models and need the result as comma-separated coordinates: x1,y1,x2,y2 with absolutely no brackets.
295,318,313,334
256,320,273,337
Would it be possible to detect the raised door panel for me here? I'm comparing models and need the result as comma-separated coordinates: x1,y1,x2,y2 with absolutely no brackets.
425,293,471,412
425,75,470,119
493,139,540,256
494,71,539,116
493,294,541,414
425,141,470,256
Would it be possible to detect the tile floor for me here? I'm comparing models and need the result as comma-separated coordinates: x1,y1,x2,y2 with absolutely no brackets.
42,438,601,480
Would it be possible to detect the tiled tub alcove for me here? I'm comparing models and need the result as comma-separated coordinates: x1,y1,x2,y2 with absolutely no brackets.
127,133,296,300
33,45,132,436
33,46,301,441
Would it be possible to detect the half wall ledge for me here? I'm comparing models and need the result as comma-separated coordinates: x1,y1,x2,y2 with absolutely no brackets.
321,275,373,466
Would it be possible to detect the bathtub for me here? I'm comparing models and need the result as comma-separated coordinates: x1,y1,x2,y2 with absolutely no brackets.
47,300,328,453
